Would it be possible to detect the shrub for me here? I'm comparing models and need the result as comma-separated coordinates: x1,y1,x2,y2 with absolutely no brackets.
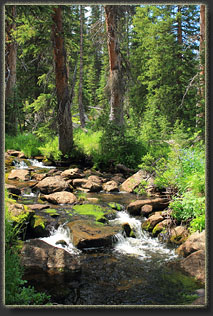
99,122,146,169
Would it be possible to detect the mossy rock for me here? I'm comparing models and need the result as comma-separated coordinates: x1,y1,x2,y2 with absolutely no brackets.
44,208,60,217
108,202,124,212
71,203,116,223
29,214,49,237
142,220,151,231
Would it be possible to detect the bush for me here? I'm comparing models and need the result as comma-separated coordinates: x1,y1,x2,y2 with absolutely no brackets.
98,122,146,169
169,192,205,231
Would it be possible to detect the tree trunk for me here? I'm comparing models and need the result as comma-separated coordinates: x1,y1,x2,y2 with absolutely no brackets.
78,5,85,128
104,5,124,126
52,6,73,156
5,5,17,135
177,5,182,45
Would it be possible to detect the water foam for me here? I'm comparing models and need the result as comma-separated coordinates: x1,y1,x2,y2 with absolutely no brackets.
110,211,177,262
40,225,81,255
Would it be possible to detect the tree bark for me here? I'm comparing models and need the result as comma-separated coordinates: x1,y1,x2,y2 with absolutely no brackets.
78,5,85,128
5,5,17,134
52,6,73,156
104,5,124,126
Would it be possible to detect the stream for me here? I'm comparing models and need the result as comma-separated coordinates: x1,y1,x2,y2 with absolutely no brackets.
9,159,202,306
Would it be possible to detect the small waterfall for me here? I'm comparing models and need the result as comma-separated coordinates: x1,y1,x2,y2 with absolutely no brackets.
110,211,177,262
28,159,55,169
13,160,29,169
40,225,81,255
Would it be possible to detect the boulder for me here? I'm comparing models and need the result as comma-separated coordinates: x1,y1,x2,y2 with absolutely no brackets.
111,174,125,184
142,212,164,231
20,239,80,273
31,173,47,181
42,192,77,205
28,204,50,211
176,230,205,257
61,168,84,179
87,175,103,184
141,204,153,217
7,150,26,158
120,170,147,193
127,198,170,216
35,176,70,194
179,250,205,284
5,184,21,196
169,226,189,245
82,180,102,192
66,220,121,249
103,180,119,192
8,169,30,181
72,178,88,188
152,219,173,236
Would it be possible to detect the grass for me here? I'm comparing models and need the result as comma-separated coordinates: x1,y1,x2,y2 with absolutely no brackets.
5,133,41,157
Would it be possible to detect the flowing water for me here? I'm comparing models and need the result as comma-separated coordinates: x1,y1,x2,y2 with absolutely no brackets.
10,158,202,306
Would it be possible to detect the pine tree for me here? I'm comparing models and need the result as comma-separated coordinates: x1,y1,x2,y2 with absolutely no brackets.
52,6,73,155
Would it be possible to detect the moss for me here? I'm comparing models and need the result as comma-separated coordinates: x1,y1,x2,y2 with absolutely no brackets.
44,209,59,217
33,215,46,229
152,223,164,236
72,204,106,222
142,220,151,231
108,202,123,211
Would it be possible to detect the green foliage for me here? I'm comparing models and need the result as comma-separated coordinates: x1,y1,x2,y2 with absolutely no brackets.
5,190,51,305
38,136,62,161
169,192,205,229
99,122,146,169
5,133,41,157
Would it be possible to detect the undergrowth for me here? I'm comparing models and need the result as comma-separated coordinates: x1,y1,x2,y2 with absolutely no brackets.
4,190,51,305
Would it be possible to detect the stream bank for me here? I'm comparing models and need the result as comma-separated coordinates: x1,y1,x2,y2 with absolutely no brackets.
5,150,206,306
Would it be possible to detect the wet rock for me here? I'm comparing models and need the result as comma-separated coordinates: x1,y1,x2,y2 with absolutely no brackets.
120,170,147,193
35,176,70,194
5,184,21,196
87,175,103,184
152,219,173,237
127,198,169,216
122,223,136,238
55,240,68,247
72,178,88,188
179,250,205,284
61,168,84,179
28,204,50,211
169,226,189,245
42,191,77,205
7,150,26,158
142,212,164,232
108,202,124,212
8,169,31,181
141,204,153,217
20,239,81,273
31,173,47,181
111,174,125,184
176,230,205,257
103,180,119,192
82,180,102,192
66,220,121,249
7,202,32,218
